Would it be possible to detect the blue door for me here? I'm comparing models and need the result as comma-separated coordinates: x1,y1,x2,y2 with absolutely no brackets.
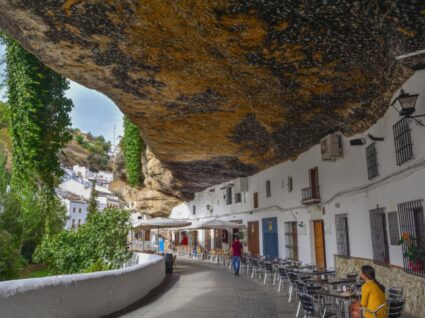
262,217,278,259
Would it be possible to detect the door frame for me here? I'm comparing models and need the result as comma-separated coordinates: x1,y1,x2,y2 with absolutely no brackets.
262,217,279,259
247,221,260,256
313,219,326,268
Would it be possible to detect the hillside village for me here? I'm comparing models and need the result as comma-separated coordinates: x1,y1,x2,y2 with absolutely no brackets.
56,164,125,230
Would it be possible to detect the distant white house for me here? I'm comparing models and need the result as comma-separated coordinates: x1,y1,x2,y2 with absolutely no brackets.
96,170,113,183
73,165,96,179
61,198,88,230
59,179,86,198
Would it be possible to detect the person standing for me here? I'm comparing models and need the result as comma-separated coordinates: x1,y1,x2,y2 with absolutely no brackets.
231,235,243,276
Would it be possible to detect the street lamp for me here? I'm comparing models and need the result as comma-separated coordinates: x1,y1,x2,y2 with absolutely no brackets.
391,89,425,127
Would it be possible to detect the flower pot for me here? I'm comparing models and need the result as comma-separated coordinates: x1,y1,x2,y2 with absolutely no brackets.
408,260,423,272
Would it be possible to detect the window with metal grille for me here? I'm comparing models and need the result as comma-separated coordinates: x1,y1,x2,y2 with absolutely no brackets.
226,186,232,205
288,176,293,192
335,214,350,257
366,143,378,180
387,212,400,246
393,118,413,165
369,207,390,265
235,192,242,203
253,192,258,209
284,222,298,259
397,200,425,277
266,180,271,198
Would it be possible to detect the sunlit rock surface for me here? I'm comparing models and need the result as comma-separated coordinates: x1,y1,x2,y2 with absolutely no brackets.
1,1,425,214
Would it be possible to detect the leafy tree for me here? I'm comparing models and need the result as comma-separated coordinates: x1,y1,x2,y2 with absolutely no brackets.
0,101,9,129
123,117,144,187
34,208,132,274
87,179,98,215
1,34,73,190
0,230,22,280
75,134,84,145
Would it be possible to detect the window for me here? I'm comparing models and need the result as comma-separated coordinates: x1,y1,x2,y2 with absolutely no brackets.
387,211,400,246
398,200,425,276
335,214,350,257
369,207,390,265
393,118,413,165
288,176,293,192
71,219,75,229
366,143,378,180
284,222,298,259
73,207,76,213
226,186,232,205
266,180,271,198
79,208,82,213
253,192,258,209
192,205,196,215
77,219,81,228
235,192,242,203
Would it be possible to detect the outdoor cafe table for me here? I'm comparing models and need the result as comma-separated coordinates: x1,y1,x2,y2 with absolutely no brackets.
316,289,359,318
294,268,336,277
307,277,357,291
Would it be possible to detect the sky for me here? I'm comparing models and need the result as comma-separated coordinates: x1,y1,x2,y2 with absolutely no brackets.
0,43,123,144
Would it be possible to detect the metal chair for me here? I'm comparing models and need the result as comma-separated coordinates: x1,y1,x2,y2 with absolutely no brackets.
276,267,290,293
387,298,405,318
361,303,387,318
385,287,403,301
298,292,337,318
250,259,261,279
263,262,274,285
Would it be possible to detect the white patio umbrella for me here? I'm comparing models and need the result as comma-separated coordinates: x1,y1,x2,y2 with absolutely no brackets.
133,217,192,252
190,218,245,230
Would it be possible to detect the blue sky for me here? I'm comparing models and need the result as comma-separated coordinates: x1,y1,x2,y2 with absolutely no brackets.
0,44,123,143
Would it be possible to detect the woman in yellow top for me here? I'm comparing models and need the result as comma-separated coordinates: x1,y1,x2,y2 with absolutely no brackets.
352,265,387,318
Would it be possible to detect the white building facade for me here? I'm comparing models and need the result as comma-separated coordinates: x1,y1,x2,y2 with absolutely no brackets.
62,198,88,230
171,70,425,315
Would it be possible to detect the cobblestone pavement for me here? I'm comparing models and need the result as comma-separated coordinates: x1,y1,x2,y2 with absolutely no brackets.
108,258,298,318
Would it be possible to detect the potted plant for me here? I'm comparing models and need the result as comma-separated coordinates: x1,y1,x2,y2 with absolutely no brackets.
399,232,425,272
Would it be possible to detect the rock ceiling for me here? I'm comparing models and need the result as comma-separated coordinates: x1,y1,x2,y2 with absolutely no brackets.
0,1,424,213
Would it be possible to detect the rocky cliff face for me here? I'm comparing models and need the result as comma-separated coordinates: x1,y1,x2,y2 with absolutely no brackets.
1,1,424,215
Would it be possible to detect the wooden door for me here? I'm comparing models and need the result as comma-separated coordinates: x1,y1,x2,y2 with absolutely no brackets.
313,220,326,269
369,208,389,264
262,217,279,259
205,230,211,250
214,229,222,249
310,167,319,198
248,221,260,255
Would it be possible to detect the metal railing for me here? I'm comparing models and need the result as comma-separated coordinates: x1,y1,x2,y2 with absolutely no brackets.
301,186,321,203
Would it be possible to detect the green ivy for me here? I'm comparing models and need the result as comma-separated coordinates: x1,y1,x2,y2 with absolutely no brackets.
1,34,73,191
123,116,144,187
34,208,132,274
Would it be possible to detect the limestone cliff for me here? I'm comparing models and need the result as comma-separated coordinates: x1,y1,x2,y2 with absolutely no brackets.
1,1,424,215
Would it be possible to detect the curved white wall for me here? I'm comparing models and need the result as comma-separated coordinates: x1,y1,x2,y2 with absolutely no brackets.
0,253,165,318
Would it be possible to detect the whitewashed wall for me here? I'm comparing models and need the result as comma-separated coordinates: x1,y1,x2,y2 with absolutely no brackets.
0,253,165,318
171,69,425,268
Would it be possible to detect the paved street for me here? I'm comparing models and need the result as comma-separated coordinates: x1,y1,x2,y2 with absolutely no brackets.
107,259,298,318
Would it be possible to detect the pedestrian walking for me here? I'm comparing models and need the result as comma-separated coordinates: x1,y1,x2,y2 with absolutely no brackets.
231,235,243,276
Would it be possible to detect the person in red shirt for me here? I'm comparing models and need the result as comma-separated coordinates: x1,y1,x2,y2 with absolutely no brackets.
231,236,243,276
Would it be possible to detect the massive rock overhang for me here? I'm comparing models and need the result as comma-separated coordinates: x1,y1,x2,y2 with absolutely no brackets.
0,1,424,212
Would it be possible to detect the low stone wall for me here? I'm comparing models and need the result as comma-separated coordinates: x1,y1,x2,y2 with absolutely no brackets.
0,253,165,318
335,256,425,316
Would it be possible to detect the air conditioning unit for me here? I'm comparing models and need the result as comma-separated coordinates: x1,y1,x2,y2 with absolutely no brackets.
233,177,249,193
321,134,343,161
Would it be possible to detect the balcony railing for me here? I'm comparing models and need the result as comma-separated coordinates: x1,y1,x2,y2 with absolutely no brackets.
301,186,321,205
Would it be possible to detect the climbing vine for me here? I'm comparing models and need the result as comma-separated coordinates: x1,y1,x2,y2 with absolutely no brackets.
0,33,73,191
123,116,144,187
